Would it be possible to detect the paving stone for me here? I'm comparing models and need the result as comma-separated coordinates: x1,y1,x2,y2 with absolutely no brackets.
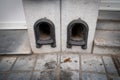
7,72,31,80
32,70,56,80
82,72,107,80
111,77,120,80
60,54,79,70
35,54,57,70
94,30,120,47
103,56,118,75
81,55,105,73
113,57,120,75
96,20,120,31
60,70,79,80
12,55,36,71
0,57,16,71
0,30,31,54
0,73,6,80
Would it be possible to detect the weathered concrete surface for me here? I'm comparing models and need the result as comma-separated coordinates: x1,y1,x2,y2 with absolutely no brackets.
23,0,60,53
60,54,79,70
61,0,100,53
0,57,16,71
60,70,79,80
35,54,58,70
82,72,107,80
94,30,120,47
7,72,31,80
0,30,31,54
81,55,105,73
0,73,6,80
93,30,120,54
103,56,118,75
12,55,36,71
32,70,56,80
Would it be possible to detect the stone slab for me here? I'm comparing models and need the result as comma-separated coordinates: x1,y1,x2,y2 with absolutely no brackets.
0,57,16,71
93,46,120,55
35,54,57,70
23,0,60,53
32,70,56,80
60,70,79,80
94,30,120,47
98,11,120,20
96,20,120,31
111,77,120,80
7,72,31,80
103,56,118,75
82,72,107,80
12,55,36,71
0,30,31,54
61,0,100,53
81,55,105,73
60,54,79,70
0,73,6,80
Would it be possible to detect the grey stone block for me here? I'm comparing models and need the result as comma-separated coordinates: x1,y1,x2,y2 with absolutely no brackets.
35,54,58,70
103,56,118,75
60,70,79,80
0,30,31,54
60,54,79,70
7,72,31,80
0,57,16,71
32,70,56,80
12,55,36,71
82,72,107,80
0,73,6,80
81,55,105,73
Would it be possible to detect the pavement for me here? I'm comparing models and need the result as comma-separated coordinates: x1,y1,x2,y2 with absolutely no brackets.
0,53,120,80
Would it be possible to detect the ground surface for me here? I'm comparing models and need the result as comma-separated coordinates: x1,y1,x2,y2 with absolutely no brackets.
0,53,120,80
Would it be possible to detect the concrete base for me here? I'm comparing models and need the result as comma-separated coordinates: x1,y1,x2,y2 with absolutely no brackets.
61,0,100,53
23,0,60,53
0,30,31,54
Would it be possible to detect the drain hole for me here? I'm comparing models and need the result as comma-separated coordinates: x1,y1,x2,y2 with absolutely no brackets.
71,23,84,41
39,22,51,40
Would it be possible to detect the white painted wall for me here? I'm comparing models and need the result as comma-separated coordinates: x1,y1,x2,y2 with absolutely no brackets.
0,0,26,23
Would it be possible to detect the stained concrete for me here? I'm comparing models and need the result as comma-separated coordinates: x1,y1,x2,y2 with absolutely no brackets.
32,70,56,80
81,55,105,73
60,70,79,80
0,57,16,71
82,72,107,80
35,54,57,70
7,72,31,80
12,55,36,71
60,54,79,70
0,73,6,80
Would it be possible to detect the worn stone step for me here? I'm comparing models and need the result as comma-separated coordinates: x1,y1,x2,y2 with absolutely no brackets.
96,20,120,31
94,30,120,47
93,46,120,55
0,30,31,54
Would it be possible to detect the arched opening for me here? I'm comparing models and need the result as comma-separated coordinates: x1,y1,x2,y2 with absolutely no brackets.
71,23,84,41
39,22,51,40
67,19,89,49
34,18,56,48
